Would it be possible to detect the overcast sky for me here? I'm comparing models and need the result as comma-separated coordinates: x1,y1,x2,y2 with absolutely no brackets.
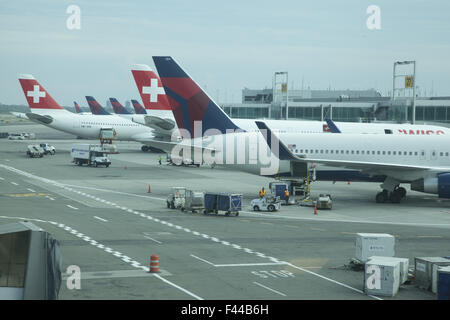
1,0,450,106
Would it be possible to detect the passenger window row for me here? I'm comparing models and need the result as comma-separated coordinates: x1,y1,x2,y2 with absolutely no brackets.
294,149,449,157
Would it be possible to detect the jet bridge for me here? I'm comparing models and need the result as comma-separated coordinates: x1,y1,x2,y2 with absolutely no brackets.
0,221,62,300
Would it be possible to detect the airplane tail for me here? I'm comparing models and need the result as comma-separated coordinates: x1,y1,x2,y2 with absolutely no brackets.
74,101,82,113
152,56,241,137
110,98,132,114
85,96,111,115
131,99,147,114
18,74,65,111
131,64,171,111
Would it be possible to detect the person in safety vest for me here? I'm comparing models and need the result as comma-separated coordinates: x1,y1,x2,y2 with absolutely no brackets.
284,188,290,205
259,187,266,199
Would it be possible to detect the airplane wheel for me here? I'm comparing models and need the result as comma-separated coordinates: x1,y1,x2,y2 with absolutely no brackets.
375,191,387,203
396,187,407,198
389,191,402,203
141,145,149,152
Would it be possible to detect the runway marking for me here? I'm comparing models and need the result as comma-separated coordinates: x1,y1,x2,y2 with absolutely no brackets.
94,216,108,222
11,182,18,186
310,227,326,232
27,188,36,192
0,177,4,180
190,254,287,268
144,235,162,244
0,214,202,300
66,205,79,210
253,282,286,297
417,235,443,238
0,164,382,300
46,196,55,201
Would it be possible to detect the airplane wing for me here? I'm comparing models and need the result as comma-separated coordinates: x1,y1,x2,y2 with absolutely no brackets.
255,121,445,173
132,116,175,134
25,112,53,124
132,135,217,156
325,119,341,133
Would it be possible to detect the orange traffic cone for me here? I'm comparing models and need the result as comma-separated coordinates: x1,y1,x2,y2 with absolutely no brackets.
347,181,350,185
148,185,151,193
150,254,159,273
314,204,317,215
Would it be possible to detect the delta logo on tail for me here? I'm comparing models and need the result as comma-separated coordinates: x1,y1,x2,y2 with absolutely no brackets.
74,101,82,113
18,74,63,110
131,99,147,114
151,56,240,137
110,98,132,115
131,64,171,111
85,96,110,115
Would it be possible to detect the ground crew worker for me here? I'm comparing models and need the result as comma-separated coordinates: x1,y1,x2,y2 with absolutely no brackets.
284,188,290,205
158,154,162,165
259,187,266,199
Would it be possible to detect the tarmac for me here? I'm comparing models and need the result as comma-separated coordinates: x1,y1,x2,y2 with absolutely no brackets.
1,121,450,300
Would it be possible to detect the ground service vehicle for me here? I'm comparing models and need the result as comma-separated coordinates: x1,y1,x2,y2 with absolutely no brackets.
251,195,281,212
316,194,333,209
167,187,186,209
26,145,44,158
71,144,111,167
39,143,55,155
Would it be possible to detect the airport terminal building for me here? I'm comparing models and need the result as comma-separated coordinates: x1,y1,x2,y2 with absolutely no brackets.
221,87,450,125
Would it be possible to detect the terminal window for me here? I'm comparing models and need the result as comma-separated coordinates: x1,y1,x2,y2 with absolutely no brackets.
0,231,30,288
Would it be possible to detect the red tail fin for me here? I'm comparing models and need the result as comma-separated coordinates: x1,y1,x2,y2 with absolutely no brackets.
18,74,63,109
131,64,171,110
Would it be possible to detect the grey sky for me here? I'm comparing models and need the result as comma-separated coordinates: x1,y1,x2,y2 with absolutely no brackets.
1,0,449,106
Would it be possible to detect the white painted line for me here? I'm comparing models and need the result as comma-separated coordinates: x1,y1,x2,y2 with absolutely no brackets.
46,196,55,201
190,254,216,266
215,262,288,267
143,235,162,244
11,182,18,186
153,273,203,300
284,262,383,300
66,205,79,210
0,177,4,180
253,282,287,297
94,216,108,222
27,188,36,193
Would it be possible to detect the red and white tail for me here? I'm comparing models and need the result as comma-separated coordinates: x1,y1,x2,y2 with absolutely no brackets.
131,64,171,110
18,74,64,110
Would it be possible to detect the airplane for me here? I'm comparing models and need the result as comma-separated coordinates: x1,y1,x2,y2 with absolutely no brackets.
86,96,112,115
255,120,450,203
18,74,157,144
138,56,450,189
110,98,133,115
150,56,449,136
131,99,147,115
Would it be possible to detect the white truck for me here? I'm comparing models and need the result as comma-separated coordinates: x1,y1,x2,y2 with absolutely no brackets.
71,144,111,167
39,143,56,155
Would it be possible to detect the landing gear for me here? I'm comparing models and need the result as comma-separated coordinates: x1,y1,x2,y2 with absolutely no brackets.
141,145,149,152
375,186,407,203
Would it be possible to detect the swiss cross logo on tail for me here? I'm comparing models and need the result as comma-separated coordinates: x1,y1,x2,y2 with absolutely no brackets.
27,85,46,103
142,78,165,103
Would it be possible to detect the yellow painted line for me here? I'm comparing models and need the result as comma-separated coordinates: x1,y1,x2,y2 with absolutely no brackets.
261,222,274,226
310,227,326,232
6,193,50,198
341,232,357,235
285,225,300,229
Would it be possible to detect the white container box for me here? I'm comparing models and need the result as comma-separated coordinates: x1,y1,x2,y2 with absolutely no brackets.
355,233,395,262
369,256,409,284
364,259,400,297
415,257,450,291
